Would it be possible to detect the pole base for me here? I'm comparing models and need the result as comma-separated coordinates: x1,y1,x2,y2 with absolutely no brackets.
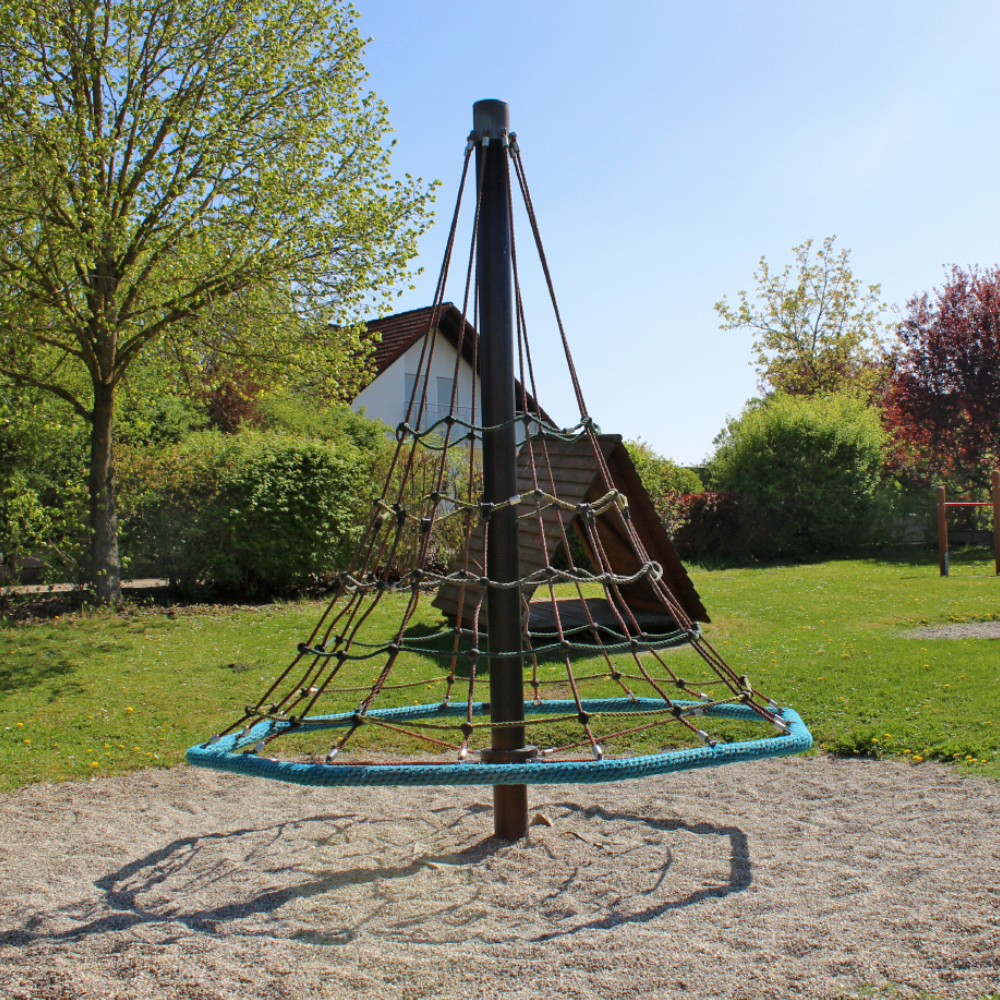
493,784,528,841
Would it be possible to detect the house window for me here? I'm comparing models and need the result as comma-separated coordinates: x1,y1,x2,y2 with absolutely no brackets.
437,376,455,410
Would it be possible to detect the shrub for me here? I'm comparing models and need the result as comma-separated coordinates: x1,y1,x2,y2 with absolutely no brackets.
122,431,372,598
701,393,889,559
625,439,704,534
0,387,89,584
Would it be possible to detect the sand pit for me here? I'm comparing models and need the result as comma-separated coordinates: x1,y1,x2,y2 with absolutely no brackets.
0,756,997,999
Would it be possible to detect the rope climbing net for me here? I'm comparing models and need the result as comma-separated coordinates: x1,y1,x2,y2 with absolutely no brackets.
187,124,811,787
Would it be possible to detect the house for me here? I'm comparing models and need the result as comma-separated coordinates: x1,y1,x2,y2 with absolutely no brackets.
350,303,548,433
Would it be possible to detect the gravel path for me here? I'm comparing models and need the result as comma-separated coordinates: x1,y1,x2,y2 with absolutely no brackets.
0,757,997,1000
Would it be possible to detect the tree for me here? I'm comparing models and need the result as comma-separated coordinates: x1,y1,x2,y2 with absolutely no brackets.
0,0,433,603
715,236,887,398
883,266,1000,490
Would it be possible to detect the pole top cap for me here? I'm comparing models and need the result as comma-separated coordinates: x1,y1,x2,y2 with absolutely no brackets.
473,99,509,136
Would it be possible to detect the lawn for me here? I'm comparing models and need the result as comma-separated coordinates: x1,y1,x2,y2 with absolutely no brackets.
1,546,997,792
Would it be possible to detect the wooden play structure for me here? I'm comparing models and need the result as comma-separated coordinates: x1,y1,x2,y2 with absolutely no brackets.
432,433,708,632
936,470,1000,576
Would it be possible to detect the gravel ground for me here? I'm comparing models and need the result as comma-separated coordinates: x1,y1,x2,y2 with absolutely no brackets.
0,756,997,999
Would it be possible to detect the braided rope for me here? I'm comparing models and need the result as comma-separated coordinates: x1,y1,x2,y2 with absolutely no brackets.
187,704,811,787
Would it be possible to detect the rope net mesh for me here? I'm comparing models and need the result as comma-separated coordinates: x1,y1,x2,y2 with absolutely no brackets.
187,130,811,786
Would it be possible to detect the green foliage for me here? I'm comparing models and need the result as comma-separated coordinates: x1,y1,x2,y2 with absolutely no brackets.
0,0,435,600
260,396,390,453
0,387,89,583
122,431,372,598
707,393,889,558
715,236,887,397
625,439,703,533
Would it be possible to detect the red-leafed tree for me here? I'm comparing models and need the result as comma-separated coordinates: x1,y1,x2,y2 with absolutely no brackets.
883,266,1000,489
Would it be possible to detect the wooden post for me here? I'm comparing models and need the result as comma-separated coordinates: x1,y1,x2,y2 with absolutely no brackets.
992,471,1000,577
474,99,528,842
937,486,948,577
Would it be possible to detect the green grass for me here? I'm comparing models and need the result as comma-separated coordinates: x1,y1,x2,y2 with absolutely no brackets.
1,546,998,792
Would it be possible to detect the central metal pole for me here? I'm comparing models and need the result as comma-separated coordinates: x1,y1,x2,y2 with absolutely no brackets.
474,99,527,841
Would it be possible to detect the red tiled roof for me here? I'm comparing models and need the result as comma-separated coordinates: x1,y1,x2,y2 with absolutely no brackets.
364,304,450,375
360,303,551,422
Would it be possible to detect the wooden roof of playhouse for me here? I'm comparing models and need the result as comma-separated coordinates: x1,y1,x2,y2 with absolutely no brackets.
432,433,709,632
363,303,550,422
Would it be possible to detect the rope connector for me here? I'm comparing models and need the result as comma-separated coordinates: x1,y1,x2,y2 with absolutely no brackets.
325,748,339,763
480,501,494,520
508,494,522,506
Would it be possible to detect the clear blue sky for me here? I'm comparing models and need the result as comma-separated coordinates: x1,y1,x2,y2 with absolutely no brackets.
357,1,1000,464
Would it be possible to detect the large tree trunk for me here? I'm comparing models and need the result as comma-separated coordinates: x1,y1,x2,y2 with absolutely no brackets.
89,381,122,605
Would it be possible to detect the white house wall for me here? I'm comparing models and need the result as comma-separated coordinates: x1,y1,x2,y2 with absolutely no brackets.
352,333,480,431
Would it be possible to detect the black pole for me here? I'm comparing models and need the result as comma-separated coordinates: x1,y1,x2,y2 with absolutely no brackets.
474,99,528,841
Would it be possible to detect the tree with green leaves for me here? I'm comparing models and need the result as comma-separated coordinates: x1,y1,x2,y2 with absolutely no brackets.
715,236,887,399
0,0,433,603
